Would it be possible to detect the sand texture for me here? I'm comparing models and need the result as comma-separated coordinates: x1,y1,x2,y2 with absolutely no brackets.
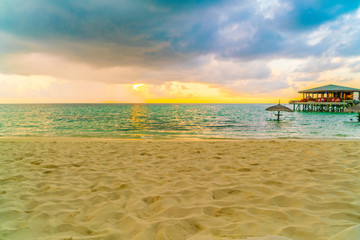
1,138,360,240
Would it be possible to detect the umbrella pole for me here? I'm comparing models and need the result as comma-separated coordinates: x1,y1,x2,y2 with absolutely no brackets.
277,111,280,121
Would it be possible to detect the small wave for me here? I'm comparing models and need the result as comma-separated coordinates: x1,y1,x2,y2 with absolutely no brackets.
205,125,236,129
334,134,348,137
187,235,293,240
329,224,360,240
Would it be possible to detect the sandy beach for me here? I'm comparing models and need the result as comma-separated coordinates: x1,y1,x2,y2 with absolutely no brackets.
1,138,360,240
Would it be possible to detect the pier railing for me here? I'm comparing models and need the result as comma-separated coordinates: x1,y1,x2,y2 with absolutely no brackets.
289,97,353,103
289,99,358,112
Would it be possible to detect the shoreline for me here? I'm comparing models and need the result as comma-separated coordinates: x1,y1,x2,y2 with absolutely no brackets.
1,138,360,240
1,136,360,142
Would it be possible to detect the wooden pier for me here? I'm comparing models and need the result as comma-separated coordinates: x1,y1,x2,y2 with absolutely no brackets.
290,101,350,112
289,84,360,112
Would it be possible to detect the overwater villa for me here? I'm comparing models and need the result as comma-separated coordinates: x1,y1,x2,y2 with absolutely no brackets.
289,84,360,112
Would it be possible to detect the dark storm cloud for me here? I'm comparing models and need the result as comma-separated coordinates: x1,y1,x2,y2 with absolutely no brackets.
0,0,359,68
279,0,360,29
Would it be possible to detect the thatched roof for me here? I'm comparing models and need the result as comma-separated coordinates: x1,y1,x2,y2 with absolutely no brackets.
266,104,294,112
344,104,360,113
299,84,360,93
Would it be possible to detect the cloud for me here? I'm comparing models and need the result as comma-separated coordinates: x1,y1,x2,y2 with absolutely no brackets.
1,0,360,103
0,53,271,86
226,79,290,95
292,73,320,83
1,0,359,69
274,0,360,30
0,74,55,98
295,57,344,73
348,61,360,72
0,73,144,102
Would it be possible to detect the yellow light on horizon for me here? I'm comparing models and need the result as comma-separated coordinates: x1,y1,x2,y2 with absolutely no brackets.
133,84,144,90
146,97,295,104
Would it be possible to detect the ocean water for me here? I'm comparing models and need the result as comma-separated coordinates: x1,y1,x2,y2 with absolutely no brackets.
0,103,359,139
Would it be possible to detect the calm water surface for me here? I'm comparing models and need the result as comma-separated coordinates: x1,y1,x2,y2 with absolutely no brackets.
0,104,359,139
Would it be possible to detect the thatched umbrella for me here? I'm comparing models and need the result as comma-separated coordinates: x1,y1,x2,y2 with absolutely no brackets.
344,104,360,122
266,103,294,121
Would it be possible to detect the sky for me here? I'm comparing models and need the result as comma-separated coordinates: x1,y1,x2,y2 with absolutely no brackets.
1,0,360,103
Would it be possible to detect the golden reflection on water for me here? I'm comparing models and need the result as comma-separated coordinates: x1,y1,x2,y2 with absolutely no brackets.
1,104,359,139
131,104,149,130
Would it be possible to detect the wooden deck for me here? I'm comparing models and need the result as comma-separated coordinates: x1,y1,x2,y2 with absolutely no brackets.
290,101,354,112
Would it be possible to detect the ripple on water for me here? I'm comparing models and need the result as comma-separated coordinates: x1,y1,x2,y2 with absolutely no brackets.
0,104,359,139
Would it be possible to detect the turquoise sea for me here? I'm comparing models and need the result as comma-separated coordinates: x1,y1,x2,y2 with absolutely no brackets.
0,104,359,139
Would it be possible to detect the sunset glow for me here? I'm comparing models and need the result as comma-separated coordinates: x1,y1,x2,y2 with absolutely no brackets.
1,1,360,103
